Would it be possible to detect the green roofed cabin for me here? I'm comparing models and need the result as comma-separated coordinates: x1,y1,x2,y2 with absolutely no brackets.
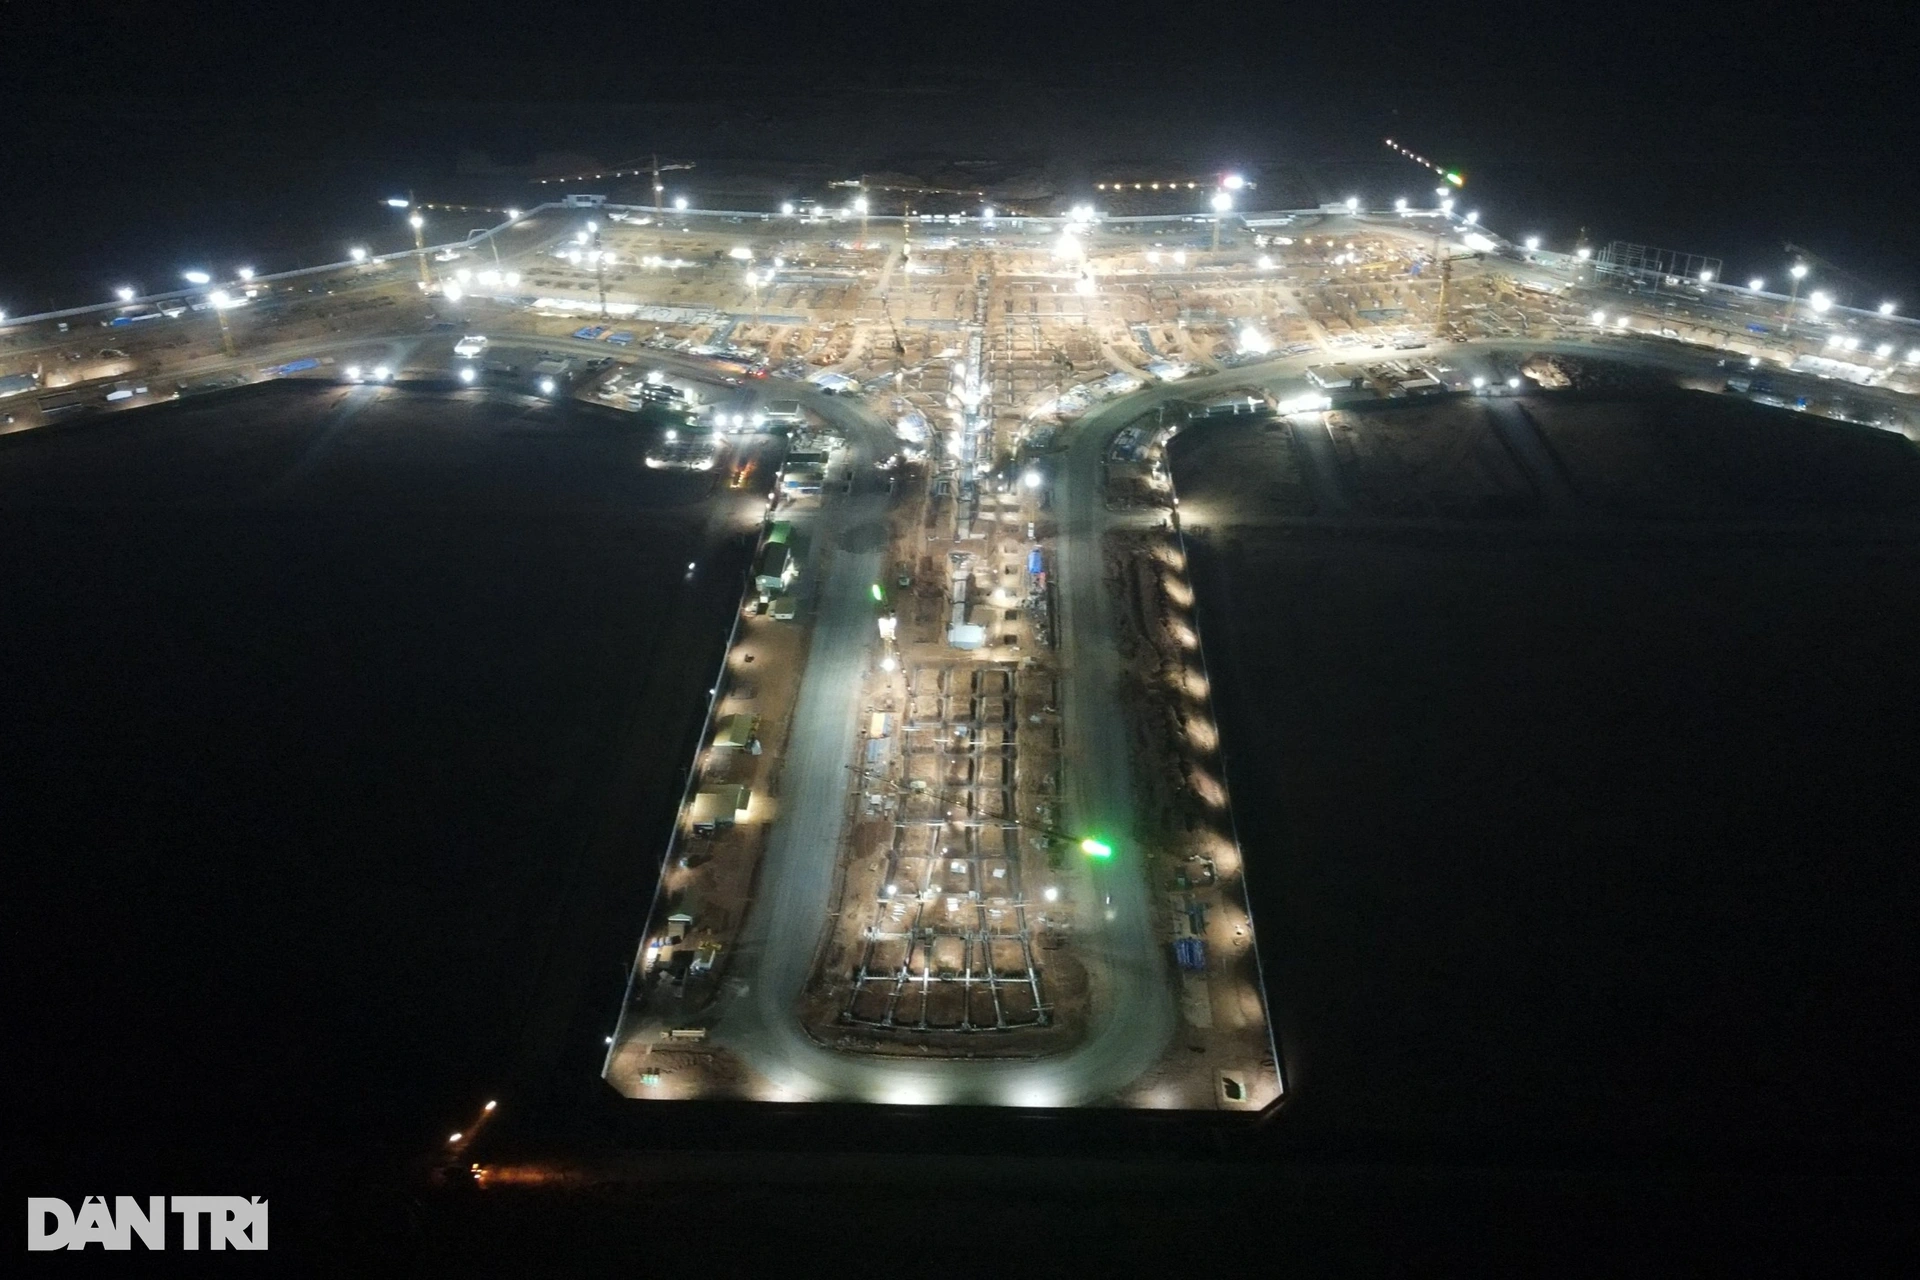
689,784,751,834
714,713,756,750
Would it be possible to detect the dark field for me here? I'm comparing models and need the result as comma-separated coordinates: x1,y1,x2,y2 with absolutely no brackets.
1172,394,1920,1157
2,383,756,1195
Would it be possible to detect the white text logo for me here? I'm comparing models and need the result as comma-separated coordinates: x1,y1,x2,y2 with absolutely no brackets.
26,1197,268,1251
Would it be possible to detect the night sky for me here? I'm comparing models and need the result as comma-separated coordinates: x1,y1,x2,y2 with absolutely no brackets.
4,1,1916,302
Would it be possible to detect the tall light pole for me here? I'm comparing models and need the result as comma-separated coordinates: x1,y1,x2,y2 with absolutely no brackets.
409,212,430,288
745,267,764,331
1210,189,1232,253
1783,261,1809,335
587,219,608,320
183,270,236,357
206,288,238,358
854,193,870,248
494,209,519,273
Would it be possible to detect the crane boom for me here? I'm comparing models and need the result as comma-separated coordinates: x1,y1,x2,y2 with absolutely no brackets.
1783,242,1874,303
650,155,695,212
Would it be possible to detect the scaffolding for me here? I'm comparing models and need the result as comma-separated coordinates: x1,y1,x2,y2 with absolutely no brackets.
1593,241,1724,291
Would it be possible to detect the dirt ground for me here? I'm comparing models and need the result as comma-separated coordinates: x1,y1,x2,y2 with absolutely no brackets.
1524,391,1920,518
1169,396,1920,1151
1158,415,1318,517
1101,526,1283,1109
615,566,815,1047
1325,403,1536,518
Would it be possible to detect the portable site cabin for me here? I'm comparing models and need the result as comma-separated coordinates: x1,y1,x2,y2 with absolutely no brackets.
1306,363,1361,390
713,713,756,750
689,784,751,833
755,541,796,596
663,887,704,944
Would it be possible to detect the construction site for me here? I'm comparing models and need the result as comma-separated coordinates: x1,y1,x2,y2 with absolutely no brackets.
802,656,1081,1050
582,200,1920,1114
20,188,1912,1122
792,437,1084,1054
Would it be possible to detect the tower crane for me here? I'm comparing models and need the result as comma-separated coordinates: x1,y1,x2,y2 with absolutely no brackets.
1782,243,1875,307
648,155,695,213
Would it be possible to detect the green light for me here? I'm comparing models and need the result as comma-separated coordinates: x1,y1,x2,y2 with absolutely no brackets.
870,583,883,602
1445,171,1464,187
1080,837,1113,859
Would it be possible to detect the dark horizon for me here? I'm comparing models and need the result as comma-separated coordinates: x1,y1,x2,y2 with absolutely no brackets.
6,0,1918,310
6,89,1916,318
